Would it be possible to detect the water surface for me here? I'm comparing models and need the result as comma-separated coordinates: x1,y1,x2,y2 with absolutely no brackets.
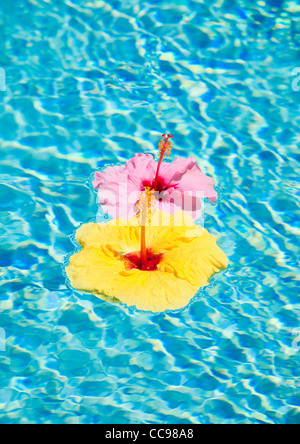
0,0,299,424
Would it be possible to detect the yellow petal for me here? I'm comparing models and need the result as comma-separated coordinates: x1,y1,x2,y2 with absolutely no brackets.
75,222,140,254
112,269,199,312
160,228,228,287
117,210,204,254
66,212,228,312
66,246,124,302
112,227,228,312
75,212,202,257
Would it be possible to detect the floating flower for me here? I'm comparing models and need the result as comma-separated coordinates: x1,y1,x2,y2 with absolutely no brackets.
65,208,228,312
93,135,218,220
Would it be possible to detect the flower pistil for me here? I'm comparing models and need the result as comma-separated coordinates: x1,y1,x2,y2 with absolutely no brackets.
128,186,160,270
153,134,173,191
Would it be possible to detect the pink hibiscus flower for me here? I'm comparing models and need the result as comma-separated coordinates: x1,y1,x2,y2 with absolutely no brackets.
93,135,218,220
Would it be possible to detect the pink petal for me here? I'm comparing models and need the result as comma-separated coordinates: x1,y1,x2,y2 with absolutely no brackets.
92,154,157,219
126,153,157,189
154,189,203,220
92,153,217,221
160,157,197,185
160,157,218,203
92,164,128,190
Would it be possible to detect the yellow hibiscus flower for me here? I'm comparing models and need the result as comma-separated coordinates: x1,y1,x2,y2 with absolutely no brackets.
66,211,228,312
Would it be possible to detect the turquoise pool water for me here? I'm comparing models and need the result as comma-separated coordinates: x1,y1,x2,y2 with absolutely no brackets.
0,0,300,424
